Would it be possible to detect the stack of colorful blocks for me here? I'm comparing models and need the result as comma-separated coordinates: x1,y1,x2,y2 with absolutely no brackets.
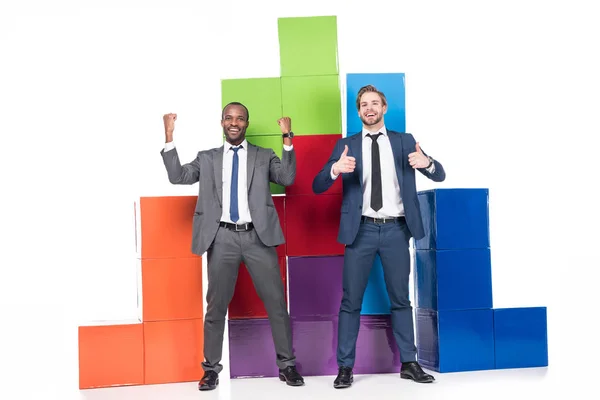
413,189,549,371
78,196,205,389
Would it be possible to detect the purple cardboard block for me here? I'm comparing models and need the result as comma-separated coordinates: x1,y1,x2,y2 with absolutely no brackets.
291,316,339,376
288,256,344,317
228,319,279,378
354,315,401,374
291,315,401,376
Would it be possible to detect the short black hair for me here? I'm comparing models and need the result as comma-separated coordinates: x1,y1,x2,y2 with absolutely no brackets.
222,102,249,121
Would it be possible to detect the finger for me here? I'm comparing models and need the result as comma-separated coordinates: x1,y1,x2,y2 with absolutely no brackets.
416,142,423,153
341,145,349,157
346,156,356,162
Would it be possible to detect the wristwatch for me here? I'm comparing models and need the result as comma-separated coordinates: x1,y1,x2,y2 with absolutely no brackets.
426,156,434,168
282,131,294,138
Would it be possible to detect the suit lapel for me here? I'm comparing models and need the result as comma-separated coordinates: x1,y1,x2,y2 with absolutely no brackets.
349,133,363,189
387,131,404,189
213,146,224,205
246,143,257,189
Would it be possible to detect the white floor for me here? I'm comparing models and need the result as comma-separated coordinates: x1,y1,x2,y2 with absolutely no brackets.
76,367,558,400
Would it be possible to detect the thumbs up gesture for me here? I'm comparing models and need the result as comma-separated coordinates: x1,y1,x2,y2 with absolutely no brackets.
333,145,356,175
408,142,431,169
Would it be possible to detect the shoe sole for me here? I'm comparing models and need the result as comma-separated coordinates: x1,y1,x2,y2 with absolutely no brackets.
333,383,352,389
198,379,219,391
400,373,434,383
333,378,353,389
279,375,305,386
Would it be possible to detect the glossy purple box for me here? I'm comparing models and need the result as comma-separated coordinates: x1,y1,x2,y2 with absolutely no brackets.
288,256,344,317
291,315,401,376
228,319,279,378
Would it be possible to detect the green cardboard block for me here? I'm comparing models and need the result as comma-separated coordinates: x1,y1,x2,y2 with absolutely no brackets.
221,78,283,136
281,75,342,135
246,135,286,194
278,16,339,77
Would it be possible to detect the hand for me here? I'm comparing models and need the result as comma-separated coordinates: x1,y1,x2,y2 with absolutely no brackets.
277,116,292,134
163,113,177,140
408,142,431,169
333,145,356,175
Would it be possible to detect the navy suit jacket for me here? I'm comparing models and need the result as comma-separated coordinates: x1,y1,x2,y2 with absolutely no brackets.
312,130,446,245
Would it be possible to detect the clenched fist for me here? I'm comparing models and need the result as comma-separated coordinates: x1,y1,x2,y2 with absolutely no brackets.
333,145,356,175
277,117,292,134
163,113,177,142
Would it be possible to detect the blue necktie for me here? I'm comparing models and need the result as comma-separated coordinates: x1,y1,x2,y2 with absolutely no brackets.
230,146,241,223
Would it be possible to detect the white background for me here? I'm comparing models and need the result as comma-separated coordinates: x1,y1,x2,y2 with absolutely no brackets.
1,0,598,398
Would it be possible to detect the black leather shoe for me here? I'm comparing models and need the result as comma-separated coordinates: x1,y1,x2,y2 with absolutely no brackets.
333,366,353,389
400,362,435,383
198,370,219,391
278,366,304,386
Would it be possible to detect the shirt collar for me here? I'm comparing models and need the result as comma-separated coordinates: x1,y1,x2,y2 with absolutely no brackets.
224,139,248,152
362,125,387,138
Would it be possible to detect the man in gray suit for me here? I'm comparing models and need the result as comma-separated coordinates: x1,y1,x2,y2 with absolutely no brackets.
160,102,304,390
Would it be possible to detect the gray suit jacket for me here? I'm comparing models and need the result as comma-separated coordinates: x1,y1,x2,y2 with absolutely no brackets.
160,142,296,256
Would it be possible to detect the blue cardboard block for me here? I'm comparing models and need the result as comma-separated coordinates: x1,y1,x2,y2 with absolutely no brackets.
414,248,493,311
346,73,405,136
493,307,548,369
414,188,490,250
416,308,495,372
361,254,391,315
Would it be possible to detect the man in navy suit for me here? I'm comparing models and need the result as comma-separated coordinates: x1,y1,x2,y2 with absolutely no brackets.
313,85,446,388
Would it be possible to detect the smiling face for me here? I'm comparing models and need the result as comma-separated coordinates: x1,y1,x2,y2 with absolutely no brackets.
358,91,387,130
221,103,249,145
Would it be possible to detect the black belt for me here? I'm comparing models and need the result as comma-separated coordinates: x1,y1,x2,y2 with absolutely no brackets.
361,216,405,224
219,221,254,231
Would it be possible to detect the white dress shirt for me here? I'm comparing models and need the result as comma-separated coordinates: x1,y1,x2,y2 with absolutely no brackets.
330,126,435,218
164,140,293,224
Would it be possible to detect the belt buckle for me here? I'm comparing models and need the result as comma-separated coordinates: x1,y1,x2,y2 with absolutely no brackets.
235,223,246,231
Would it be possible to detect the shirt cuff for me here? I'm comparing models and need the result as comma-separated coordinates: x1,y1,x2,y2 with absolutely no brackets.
164,141,175,152
426,161,435,173
283,144,293,151
330,164,339,180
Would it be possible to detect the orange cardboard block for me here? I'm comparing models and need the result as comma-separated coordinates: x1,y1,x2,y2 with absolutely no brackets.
135,196,199,259
143,318,204,384
141,257,203,321
78,323,144,389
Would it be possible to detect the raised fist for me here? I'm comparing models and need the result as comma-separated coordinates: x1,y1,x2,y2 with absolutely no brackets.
163,113,177,135
277,116,292,134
